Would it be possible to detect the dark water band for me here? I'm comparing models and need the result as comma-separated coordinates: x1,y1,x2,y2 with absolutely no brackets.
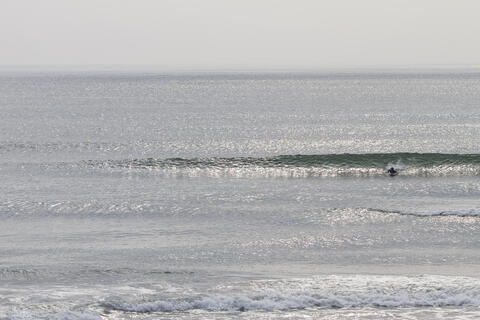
84,153,480,170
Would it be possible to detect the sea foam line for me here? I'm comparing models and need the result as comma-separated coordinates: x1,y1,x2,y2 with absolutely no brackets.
105,275,480,312
106,289,480,312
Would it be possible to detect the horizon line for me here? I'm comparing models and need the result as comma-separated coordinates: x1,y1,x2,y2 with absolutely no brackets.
2,63,480,74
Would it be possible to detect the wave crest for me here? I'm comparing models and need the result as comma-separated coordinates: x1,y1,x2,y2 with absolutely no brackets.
371,207,480,217
77,153,480,177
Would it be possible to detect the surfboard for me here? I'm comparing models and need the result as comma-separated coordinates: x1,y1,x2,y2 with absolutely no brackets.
389,171,398,177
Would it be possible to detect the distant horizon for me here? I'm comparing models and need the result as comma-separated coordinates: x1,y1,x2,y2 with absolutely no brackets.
2,63,480,74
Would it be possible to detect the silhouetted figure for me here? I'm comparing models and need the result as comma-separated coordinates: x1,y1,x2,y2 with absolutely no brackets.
388,167,397,176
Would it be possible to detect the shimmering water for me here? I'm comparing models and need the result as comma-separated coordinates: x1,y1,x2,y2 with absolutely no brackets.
1,71,480,319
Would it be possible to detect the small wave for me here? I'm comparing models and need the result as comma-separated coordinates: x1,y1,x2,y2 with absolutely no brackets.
50,312,101,320
4,311,101,320
0,200,176,216
10,311,102,320
0,141,131,154
105,275,480,312
0,267,39,280
371,208,480,217
74,153,480,177
0,266,192,283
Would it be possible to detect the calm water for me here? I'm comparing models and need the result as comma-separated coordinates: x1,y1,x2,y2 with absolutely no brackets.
1,71,480,319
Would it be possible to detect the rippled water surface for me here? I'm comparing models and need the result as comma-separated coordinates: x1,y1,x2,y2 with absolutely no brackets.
0,71,480,319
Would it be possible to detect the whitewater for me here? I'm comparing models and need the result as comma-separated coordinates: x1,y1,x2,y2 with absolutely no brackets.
0,71,479,319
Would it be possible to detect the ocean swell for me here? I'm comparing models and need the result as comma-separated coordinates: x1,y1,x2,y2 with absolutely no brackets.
77,153,480,178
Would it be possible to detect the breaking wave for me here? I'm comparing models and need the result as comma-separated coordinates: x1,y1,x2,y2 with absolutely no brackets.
75,153,480,177
105,275,480,312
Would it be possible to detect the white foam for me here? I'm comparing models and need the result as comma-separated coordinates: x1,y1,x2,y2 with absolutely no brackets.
94,164,480,179
107,291,480,312
106,275,480,312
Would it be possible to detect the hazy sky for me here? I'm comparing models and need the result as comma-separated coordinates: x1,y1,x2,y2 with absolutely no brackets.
2,0,480,70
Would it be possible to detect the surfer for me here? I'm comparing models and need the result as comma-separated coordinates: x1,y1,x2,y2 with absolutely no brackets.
388,167,397,176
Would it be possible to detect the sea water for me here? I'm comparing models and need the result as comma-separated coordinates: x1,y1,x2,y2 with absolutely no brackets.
0,71,479,319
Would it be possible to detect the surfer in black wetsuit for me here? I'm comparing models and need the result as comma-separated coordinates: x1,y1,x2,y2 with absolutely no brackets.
388,167,397,175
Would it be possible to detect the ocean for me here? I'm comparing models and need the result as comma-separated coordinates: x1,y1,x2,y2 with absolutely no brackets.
0,71,479,319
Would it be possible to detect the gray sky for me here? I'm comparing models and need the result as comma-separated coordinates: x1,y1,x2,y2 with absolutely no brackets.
1,0,480,70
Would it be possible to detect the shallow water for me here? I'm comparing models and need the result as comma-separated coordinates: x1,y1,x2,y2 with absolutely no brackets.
0,71,479,319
